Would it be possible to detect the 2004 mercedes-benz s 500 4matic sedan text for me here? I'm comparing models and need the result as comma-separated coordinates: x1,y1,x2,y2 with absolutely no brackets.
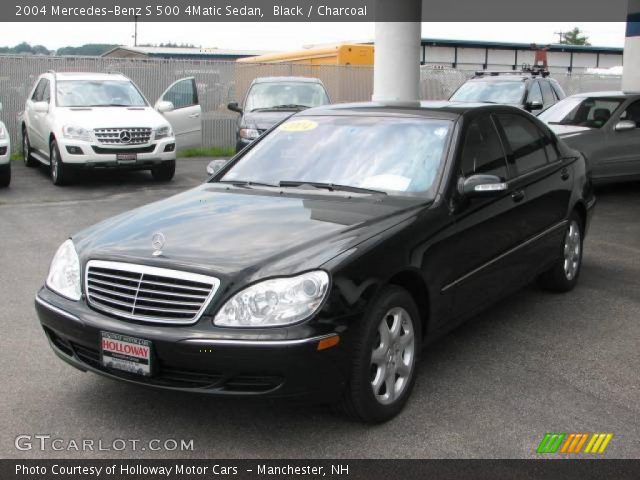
35,102,595,423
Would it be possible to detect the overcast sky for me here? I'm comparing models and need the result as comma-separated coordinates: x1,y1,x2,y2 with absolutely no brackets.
0,22,627,50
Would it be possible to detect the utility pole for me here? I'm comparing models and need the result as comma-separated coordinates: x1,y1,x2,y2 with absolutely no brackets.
554,31,565,44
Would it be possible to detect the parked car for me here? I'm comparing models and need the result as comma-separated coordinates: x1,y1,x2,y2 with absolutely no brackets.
538,91,640,184
227,76,330,152
450,68,565,114
21,71,202,185
0,102,10,187
35,102,595,423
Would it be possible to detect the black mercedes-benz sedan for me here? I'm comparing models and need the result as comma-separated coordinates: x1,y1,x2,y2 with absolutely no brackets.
35,102,596,423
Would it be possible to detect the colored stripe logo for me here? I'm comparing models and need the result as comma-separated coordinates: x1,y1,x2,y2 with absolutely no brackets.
537,433,613,454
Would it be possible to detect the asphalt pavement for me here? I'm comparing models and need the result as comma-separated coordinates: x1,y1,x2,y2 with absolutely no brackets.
1,158,638,459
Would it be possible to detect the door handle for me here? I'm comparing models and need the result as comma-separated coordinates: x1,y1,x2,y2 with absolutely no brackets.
560,168,570,181
511,190,525,203
188,113,200,118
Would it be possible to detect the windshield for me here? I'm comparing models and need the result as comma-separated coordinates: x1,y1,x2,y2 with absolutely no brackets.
451,80,526,104
219,116,452,196
245,82,329,111
538,96,624,128
56,80,147,107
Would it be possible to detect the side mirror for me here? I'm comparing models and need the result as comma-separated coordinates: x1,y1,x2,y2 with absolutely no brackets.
33,101,49,113
155,100,174,113
227,102,242,114
459,174,507,197
526,100,543,112
614,120,636,132
207,158,229,176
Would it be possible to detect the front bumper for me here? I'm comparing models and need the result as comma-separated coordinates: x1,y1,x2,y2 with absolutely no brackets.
35,288,348,401
57,137,176,166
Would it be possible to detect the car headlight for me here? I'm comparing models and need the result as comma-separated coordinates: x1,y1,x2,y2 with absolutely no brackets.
62,125,92,142
155,125,173,140
0,125,6,139
239,127,260,140
46,239,81,301
213,271,329,327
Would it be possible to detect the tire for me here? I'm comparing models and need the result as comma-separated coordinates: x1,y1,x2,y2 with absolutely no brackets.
0,163,10,187
151,160,176,181
22,129,38,167
50,139,72,186
538,212,584,292
338,286,421,423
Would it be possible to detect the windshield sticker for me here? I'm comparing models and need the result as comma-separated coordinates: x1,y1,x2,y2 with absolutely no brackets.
279,120,318,132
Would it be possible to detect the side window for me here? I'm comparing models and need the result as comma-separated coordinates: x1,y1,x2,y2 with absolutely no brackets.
540,81,555,106
496,113,548,175
619,100,640,128
460,115,508,180
41,79,51,103
31,79,46,101
527,81,543,105
551,81,566,100
163,79,197,109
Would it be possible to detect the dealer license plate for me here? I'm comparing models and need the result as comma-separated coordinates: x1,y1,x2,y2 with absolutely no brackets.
116,153,137,162
101,331,152,377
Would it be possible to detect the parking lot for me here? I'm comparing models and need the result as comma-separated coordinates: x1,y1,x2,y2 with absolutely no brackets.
1,158,639,459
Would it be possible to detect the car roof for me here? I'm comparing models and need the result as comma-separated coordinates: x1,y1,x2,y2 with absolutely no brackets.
44,72,130,82
298,101,524,119
468,75,529,82
251,76,324,84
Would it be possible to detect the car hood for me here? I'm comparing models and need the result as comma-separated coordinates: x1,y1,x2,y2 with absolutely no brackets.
53,106,169,129
241,110,301,130
73,184,422,283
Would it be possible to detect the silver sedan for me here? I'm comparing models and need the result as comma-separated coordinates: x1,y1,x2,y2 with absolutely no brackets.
539,91,640,184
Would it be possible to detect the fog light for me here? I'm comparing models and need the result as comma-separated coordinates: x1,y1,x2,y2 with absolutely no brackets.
65,146,83,155
0,146,7,155
164,143,175,152
317,335,340,351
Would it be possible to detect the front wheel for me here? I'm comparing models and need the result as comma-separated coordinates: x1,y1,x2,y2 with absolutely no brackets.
151,160,175,181
0,163,10,187
50,140,72,186
339,286,421,423
538,213,583,292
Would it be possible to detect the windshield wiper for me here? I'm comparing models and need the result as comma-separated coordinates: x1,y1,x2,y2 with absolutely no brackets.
252,104,310,112
278,180,387,195
217,179,279,188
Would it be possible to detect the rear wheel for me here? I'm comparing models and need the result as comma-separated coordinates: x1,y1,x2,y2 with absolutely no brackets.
151,160,176,181
339,286,421,423
22,129,37,167
538,212,583,292
50,139,72,186
0,163,10,187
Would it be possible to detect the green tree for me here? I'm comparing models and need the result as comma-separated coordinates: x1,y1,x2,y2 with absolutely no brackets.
560,28,591,46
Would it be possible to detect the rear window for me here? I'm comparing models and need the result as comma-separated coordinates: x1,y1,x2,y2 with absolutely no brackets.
539,97,624,128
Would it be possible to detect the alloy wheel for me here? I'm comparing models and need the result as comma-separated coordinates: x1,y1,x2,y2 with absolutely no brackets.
563,220,581,280
370,307,415,405
51,146,59,182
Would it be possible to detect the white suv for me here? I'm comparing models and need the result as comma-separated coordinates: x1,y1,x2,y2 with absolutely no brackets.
21,71,201,185
0,111,10,187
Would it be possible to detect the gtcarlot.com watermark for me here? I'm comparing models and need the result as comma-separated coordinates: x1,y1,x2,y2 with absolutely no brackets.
15,434,194,452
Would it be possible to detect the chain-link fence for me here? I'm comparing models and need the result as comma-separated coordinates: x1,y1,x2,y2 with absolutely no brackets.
0,55,623,153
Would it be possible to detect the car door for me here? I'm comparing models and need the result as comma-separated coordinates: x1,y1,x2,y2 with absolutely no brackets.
601,98,640,178
25,78,48,153
493,112,572,277
446,112,523,320
156,77,202,150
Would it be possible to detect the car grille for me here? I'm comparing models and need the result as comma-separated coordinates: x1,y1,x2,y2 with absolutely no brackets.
85,260,220,324
94,128,152,145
